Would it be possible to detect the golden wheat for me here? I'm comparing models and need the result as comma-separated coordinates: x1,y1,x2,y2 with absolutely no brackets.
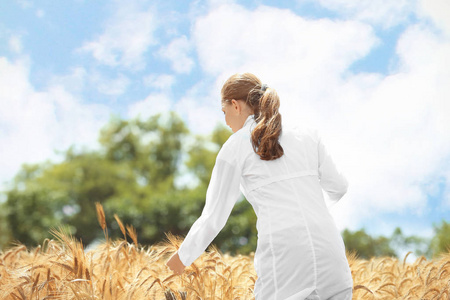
349,251,450,299
0,205,449,299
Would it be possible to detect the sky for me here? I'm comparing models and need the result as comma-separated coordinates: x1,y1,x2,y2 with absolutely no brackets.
1,0,449,241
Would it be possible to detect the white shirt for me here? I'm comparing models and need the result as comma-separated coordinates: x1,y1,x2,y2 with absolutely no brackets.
178,115,353,300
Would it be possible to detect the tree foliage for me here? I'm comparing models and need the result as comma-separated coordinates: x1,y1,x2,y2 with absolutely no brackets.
428,220,450,258
342,228,397,259
342,227,430,259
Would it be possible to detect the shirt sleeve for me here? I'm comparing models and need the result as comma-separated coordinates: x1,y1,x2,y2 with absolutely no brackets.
317,135,348,202
177,152,242,267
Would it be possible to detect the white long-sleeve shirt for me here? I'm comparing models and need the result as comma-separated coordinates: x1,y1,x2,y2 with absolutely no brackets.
177,115,353,300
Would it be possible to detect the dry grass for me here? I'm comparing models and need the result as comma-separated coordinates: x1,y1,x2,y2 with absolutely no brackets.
0,204,449,299
349,251,450,299
0,229,255,299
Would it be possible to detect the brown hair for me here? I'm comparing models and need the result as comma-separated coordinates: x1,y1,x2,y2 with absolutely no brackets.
221,73,284,160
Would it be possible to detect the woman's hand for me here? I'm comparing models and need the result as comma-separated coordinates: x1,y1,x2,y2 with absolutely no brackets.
166,252,186,275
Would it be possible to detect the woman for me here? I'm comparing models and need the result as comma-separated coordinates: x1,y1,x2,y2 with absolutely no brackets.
166,73,353,300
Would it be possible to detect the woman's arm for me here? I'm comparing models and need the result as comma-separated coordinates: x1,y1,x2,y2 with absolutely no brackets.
167,155,242,271
318,136,348,201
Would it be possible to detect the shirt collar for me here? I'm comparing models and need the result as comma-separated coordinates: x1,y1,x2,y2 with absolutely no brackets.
243,114,255,128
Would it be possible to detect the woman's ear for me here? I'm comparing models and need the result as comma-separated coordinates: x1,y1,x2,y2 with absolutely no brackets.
230,99,241,114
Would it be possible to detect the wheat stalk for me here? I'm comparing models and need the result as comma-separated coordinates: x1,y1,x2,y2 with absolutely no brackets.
1,204,450,299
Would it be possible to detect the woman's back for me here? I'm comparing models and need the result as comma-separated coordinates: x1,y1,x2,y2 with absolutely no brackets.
223,117,353,299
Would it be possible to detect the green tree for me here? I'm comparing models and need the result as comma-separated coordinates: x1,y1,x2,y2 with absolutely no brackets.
2,112,258,255
4,113,189,247
428,220,450,258
389,227,427,258
99,112,188,188
342,227,429,259
98,112,198,245
5,163,63,246
186,124,231,187
0,198,12,250
342,228,396,259
5,152,135,246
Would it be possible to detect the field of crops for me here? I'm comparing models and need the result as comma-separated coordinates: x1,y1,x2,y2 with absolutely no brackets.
1,205,449,299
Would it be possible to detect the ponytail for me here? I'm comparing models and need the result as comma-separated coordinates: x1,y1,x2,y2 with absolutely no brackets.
221,73,284,161
249,87,284,160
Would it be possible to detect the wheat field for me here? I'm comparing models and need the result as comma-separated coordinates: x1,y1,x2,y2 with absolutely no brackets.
0,204,449,299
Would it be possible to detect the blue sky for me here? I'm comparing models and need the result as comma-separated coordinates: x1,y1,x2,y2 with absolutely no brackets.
1,0,449,242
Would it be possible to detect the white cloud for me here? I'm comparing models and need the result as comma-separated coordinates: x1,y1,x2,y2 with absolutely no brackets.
174,80,225,134
90,72,130,96
310,25,449,231
8,35,23,54
193,4,377,79
49,67,87,94
0,57,110,190
300,0,418,28
187,3,450,233
78,0,157,69
127,93,172,120
419,0,450,36
190,3,378,134
143,74,176,90
159,36,195,74
15,0,32,9
304,24,450,232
